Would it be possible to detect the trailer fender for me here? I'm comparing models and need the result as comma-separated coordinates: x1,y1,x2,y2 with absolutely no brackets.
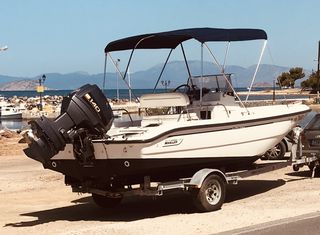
188,168,227,188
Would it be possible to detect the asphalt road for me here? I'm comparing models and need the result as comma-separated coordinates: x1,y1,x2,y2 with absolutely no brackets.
219,211,320,235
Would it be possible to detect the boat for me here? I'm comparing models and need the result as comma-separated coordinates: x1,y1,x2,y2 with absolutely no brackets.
23,28,310,198
0,99,22,120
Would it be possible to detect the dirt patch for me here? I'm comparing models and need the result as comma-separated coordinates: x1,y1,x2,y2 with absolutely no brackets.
0,135,27,156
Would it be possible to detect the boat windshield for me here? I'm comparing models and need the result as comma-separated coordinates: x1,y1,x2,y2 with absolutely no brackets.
188,74,233,93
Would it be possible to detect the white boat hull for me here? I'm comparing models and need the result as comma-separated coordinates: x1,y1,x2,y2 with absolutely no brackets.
139,119,295,159
48,104,308,184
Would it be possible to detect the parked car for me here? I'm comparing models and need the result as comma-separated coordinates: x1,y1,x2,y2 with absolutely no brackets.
299,112,320,171
262,112,320,161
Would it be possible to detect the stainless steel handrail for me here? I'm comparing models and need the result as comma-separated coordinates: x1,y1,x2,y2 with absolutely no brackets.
112,108,133,123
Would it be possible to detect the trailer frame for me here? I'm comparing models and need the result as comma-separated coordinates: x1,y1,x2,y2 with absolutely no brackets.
72,127,320,212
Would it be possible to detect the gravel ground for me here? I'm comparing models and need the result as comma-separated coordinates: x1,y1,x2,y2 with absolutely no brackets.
1,137,320,235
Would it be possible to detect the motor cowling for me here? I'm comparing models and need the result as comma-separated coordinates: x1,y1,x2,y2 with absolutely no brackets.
23,84,113,164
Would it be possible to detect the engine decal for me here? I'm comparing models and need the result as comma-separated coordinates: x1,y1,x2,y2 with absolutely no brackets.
84,93,101,113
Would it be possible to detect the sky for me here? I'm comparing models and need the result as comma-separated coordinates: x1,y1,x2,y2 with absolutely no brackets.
0,0,320,77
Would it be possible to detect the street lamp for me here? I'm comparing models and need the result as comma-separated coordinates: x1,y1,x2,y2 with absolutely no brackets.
161,80,170,91
317,41,320,90
272,79,276,102
37,74,46,111
315,41,320,102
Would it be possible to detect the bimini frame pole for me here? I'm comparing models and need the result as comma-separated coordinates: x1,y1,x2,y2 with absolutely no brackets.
107,52,139,101
203,42,249,112
200,43,204,105
107,35,155,102
222,42,230,73
245,40,267,102
103,54,107,90
107,52,123,79
122,49,135,82
153,48,173,93
181,44,192,78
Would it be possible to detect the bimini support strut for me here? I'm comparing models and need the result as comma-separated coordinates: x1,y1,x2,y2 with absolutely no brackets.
153,48,174,93
222,42,230,73
103,54,107,90
203,42,249,113
245,40,267,102
200,43,204,105
107,35,156,102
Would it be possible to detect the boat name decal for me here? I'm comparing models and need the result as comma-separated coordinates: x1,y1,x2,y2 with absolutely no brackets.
163,138,182,147
84,93,101,113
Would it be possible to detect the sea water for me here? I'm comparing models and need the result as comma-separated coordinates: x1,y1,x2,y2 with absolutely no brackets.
0,89,158,99
0,88,310,100
0,120,28,130
0,88,310,130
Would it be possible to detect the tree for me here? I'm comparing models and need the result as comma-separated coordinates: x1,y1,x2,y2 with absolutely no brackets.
301,71,320,92
277,67,305,88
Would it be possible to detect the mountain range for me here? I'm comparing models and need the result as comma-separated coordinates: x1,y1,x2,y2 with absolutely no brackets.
0,61,309,91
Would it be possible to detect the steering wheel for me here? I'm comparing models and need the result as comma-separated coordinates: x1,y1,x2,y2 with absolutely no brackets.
173,84,191,93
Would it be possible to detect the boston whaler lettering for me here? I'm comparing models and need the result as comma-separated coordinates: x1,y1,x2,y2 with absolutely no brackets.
23,28,310,212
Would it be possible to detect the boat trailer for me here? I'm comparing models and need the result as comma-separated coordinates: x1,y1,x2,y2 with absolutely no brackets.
71,161,293,212
71,126,320,212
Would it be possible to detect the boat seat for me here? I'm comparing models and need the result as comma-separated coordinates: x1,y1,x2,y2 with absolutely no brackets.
140,92,190,108
202,91,222,102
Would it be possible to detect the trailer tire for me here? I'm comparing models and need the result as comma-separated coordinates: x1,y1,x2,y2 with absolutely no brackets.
92,193,122,208
293,164,300,172
191,174,226,212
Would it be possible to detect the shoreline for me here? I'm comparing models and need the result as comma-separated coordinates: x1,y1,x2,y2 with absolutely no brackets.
237,87,315,95
1,88,318,122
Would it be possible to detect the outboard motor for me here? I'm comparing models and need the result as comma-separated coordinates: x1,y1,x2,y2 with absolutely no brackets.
23,84,113,164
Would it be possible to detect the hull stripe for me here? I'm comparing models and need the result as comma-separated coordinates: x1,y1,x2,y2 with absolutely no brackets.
104,109,309,144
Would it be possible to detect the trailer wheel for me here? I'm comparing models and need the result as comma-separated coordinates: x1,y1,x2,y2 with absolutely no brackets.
92,193,122,208
293,164,300,172
191,174,226,212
